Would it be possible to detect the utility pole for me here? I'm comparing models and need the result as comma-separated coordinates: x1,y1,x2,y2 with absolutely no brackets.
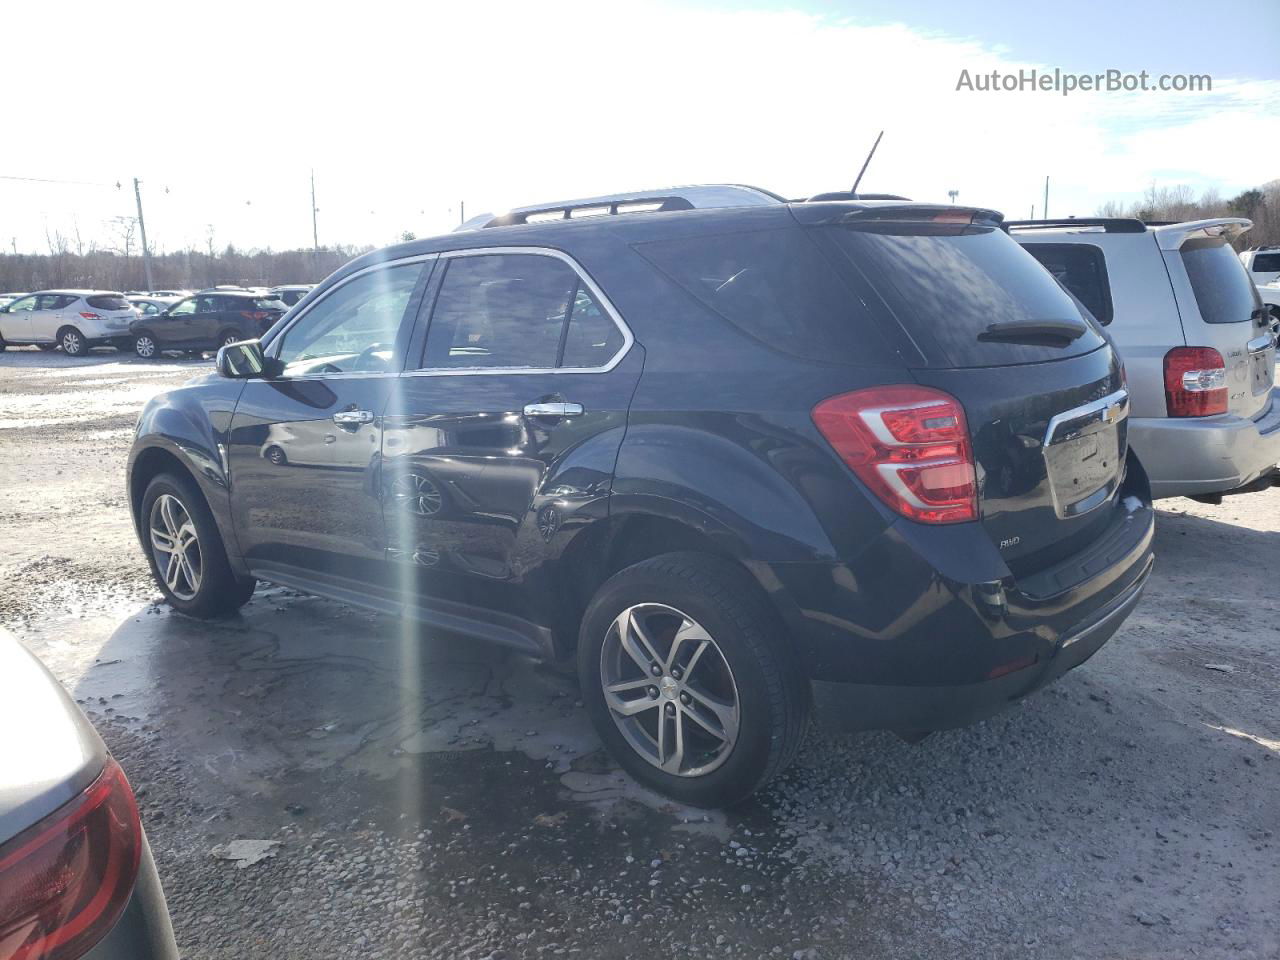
947,189,959,204
460,200,465,225
133,178,154,291
1043,176,1050,220
310,169,319,257
1030,204,1035,219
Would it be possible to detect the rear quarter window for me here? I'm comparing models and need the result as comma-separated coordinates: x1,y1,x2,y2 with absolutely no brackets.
1250,252,1280,273
85,295,132,310
1181,239,1262,324
633,226,896,365
824,223,1107,367
1019,243,1113,325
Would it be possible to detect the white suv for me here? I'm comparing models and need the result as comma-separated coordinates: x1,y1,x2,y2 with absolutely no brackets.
0,290,138,356
1011,217,1279,502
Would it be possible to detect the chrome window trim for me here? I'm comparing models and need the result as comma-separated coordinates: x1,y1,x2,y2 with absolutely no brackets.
404,245,634,378
265,254,440,378
1043,388,1129,447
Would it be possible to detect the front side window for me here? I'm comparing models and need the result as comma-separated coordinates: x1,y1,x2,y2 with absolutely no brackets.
420,253,619,370
1022,243,1113,324
7,296,37,312
276,263,423,376
168,298,196,317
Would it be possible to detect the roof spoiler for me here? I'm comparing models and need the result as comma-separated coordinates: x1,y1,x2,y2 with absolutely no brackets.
1004,218,1146,234
1151,218,1252,250
793,203,1004,227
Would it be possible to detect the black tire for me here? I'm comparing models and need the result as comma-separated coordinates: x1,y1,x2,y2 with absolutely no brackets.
217,329,244,349
134,333,159,359
58,326,88,356
578,552,810,807
140,471,256,619
264,445,288,466
37,343,58,351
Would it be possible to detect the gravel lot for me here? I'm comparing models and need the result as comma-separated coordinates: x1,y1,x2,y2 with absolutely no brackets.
2,347,1277,960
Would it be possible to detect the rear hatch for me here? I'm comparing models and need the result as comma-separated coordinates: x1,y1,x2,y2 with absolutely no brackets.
1157,222,1275,420
799,204,1129,574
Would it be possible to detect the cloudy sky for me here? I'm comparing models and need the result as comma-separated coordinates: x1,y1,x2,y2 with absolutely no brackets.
3,0,1277,256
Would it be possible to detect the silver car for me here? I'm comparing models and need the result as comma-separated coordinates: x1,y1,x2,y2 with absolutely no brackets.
1012,217,1279,501
0,290,138,356
0,630,178,958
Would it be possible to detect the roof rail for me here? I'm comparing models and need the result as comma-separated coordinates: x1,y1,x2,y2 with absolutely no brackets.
1004,218,1147,234
469,184,785,230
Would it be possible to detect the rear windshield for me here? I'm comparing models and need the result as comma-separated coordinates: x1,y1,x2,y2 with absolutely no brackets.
633,227,896,365
85,295,131,311
824,223,1107,367
1181,239,1262,324
1251,252,1280,273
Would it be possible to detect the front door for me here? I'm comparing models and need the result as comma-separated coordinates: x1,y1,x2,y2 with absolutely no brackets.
1,295,38,340
155,296,198,349
382,250,640,636
226,258,433,596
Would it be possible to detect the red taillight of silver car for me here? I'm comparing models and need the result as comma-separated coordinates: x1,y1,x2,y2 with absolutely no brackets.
812,385,978,524
0,759,141,960
1163,346,1228,417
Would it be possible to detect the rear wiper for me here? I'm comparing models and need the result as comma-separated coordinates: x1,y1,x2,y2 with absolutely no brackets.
978,320,1088,345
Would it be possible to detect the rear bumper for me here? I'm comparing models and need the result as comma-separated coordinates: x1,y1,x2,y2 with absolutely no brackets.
1129,388,1280,498
83,838,178,960
810,554,1151,732
755,476,1155,733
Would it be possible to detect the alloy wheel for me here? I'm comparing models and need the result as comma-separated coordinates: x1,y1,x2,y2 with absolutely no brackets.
62,330,83,355
391,473,444,516
599,603,741,777
135,336,156,358
149,493,202,601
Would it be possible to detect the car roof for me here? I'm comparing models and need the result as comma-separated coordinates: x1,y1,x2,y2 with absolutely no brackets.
34,289,123,297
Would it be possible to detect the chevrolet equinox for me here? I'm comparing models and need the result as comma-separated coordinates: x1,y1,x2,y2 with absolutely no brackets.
127,186,1156,806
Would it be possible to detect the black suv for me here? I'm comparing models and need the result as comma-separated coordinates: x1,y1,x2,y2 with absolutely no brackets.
127,186,1155,806
129,291,285,358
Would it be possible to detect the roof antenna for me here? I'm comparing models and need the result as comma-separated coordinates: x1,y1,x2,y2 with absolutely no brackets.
851,130,884,196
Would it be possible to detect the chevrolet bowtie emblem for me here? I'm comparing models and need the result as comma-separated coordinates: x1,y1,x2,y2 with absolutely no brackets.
1102,402,1122,424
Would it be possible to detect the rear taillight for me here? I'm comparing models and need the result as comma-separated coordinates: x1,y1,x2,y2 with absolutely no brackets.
812,385,978,524
78,312,102,321
1163,347,1227,417
240,311,269,323
0,759,142,960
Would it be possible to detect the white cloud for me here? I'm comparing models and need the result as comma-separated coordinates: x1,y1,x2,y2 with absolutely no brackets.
3,0,1276,254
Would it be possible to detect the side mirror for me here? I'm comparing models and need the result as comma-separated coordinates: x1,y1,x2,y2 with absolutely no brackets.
216,339,276,379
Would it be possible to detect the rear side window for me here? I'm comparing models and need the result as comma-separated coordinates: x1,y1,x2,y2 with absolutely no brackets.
1251,252,1280,272
1181,239,1261,324
253,297,285,311
1020,243,1113,324
825,224,1106,367
634,227,893,365
420,253,621,370
86,295,131,311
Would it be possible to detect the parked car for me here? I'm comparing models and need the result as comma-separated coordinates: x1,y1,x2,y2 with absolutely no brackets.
1239,245,1280,286
0,630,179,959
147,289,190,298
0,290,138,355
1010,217,1279,503
129,291,286,358
0,292,27,309
266,284,314,307
128,296,181,320
128,186,1154,806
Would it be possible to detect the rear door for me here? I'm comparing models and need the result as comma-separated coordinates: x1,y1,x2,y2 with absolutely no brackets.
382,248,640,637
816,216,1127,573
227,258,434,592
1160,230,1275,418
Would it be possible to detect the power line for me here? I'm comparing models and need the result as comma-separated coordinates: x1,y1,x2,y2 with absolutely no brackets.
0,173,120,188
